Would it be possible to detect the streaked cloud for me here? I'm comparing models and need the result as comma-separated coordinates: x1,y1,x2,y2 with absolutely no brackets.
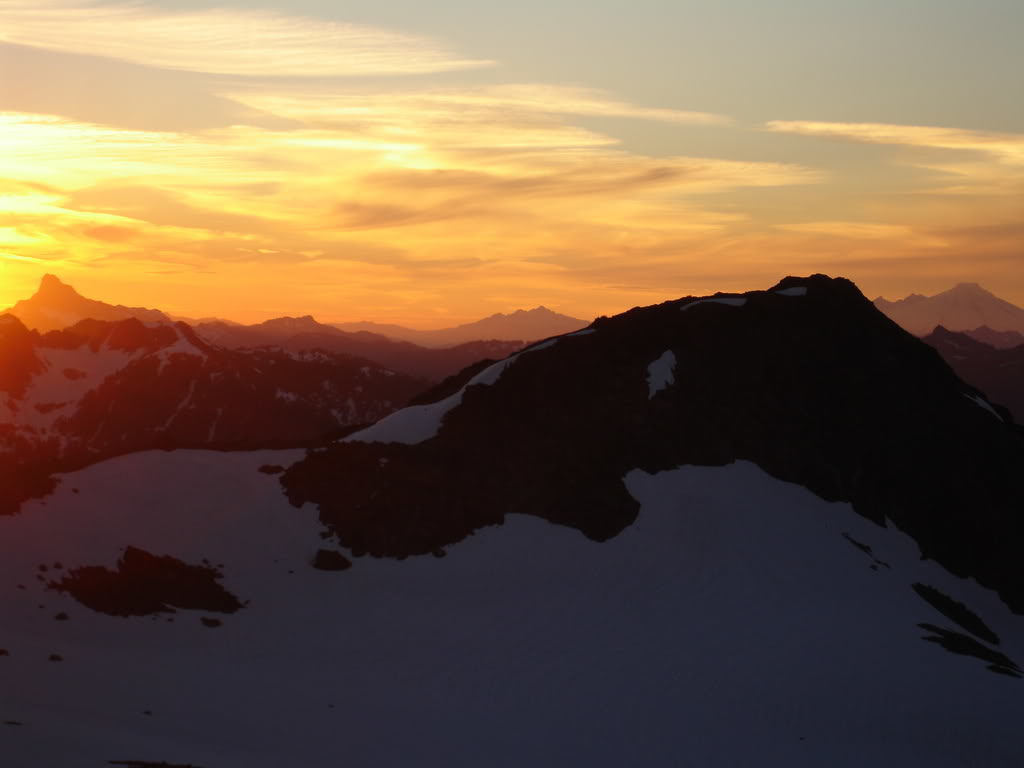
254,84,728,127
0,0,490,76
765,120,1024,166
776,221,916,240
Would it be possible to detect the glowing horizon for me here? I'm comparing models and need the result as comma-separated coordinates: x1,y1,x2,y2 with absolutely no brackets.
1,0,1021,325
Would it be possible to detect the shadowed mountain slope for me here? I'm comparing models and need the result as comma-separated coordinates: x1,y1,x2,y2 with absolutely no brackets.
923,326,1024,423
0,314,422,514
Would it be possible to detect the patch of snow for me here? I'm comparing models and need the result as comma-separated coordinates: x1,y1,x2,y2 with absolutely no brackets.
12,346,141,433
964,393,1004,422
775,286,808,297
680,296,748,312
343,356,517,445
160,380,197,430
646,350,676,399
565,328,596,337
275,389,300,403
525,338,559,352
154,327,208,373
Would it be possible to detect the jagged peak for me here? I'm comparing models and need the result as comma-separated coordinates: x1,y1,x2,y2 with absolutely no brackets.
36,273,79,297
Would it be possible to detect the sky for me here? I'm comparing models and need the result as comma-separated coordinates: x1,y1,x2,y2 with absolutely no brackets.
0,0,1022,325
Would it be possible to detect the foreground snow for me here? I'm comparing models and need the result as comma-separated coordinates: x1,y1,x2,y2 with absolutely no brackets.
1,452,1021,766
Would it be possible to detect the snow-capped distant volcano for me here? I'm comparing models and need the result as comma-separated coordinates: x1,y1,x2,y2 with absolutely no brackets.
875,282,1024,337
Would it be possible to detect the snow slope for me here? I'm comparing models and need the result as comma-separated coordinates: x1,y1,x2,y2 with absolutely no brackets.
1,451,1021,767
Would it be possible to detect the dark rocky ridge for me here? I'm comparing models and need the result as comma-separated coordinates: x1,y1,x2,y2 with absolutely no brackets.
282,275,1024,613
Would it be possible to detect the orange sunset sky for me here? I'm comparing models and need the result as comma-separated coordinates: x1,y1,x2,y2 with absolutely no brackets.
1,0,1022,326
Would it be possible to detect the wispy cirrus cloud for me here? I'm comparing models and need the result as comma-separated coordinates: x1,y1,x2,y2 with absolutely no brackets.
765,120,1024,166
776,221,918,240
0,0,491,76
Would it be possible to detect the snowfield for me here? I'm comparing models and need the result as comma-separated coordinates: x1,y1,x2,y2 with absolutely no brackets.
0,452,1021,767
646,350,676,398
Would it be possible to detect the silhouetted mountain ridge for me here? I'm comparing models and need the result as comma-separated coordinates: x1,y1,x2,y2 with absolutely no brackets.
6,274,169,332
284,274,1024,614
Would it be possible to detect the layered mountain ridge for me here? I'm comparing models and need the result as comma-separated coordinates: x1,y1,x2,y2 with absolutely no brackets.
331,305,588,347
4,275,526,383
194,315,523,382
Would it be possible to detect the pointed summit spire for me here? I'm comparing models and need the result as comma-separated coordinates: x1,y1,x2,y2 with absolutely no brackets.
36,274,79,297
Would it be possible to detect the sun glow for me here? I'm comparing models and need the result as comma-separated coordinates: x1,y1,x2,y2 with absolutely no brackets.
0,2,1021,320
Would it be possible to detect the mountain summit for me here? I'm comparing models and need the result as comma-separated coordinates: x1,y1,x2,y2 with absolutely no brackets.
6,274,169,332
875,282,1024,336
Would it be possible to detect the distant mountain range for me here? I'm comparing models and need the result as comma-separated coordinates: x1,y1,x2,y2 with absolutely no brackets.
874,282,1024,337
3,275,541,381
194,315,523,382
332,306,589,347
